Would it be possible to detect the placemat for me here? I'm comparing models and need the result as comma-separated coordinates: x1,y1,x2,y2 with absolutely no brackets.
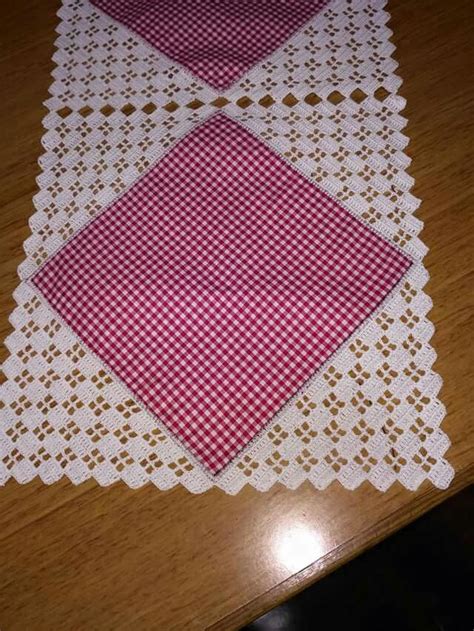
0,0,454,492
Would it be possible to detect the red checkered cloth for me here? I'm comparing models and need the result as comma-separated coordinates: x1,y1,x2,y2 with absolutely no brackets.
90,0,330,91
32,114,411,473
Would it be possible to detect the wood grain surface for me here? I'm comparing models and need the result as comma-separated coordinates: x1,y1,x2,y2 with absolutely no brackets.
0,1,473,630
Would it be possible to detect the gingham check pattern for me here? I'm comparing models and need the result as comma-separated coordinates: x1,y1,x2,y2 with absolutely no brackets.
90,0,330,91
32,113,411,473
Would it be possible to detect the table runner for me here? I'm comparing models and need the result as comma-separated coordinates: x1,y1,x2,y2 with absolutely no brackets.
0,0,454,492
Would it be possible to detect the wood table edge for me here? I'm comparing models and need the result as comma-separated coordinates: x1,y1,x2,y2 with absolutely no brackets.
207,466,473,630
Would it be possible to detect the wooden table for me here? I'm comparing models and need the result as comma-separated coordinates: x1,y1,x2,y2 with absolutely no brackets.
0,1,473,629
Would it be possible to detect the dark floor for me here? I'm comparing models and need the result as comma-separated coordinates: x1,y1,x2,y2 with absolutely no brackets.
242,486,473,631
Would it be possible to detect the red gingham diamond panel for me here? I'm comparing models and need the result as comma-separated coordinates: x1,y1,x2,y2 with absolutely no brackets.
32,114,412,473
90,0,330,91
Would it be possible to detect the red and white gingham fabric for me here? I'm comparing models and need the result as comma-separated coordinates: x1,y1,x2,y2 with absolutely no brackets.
32,114,411,473
90,0,330,90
